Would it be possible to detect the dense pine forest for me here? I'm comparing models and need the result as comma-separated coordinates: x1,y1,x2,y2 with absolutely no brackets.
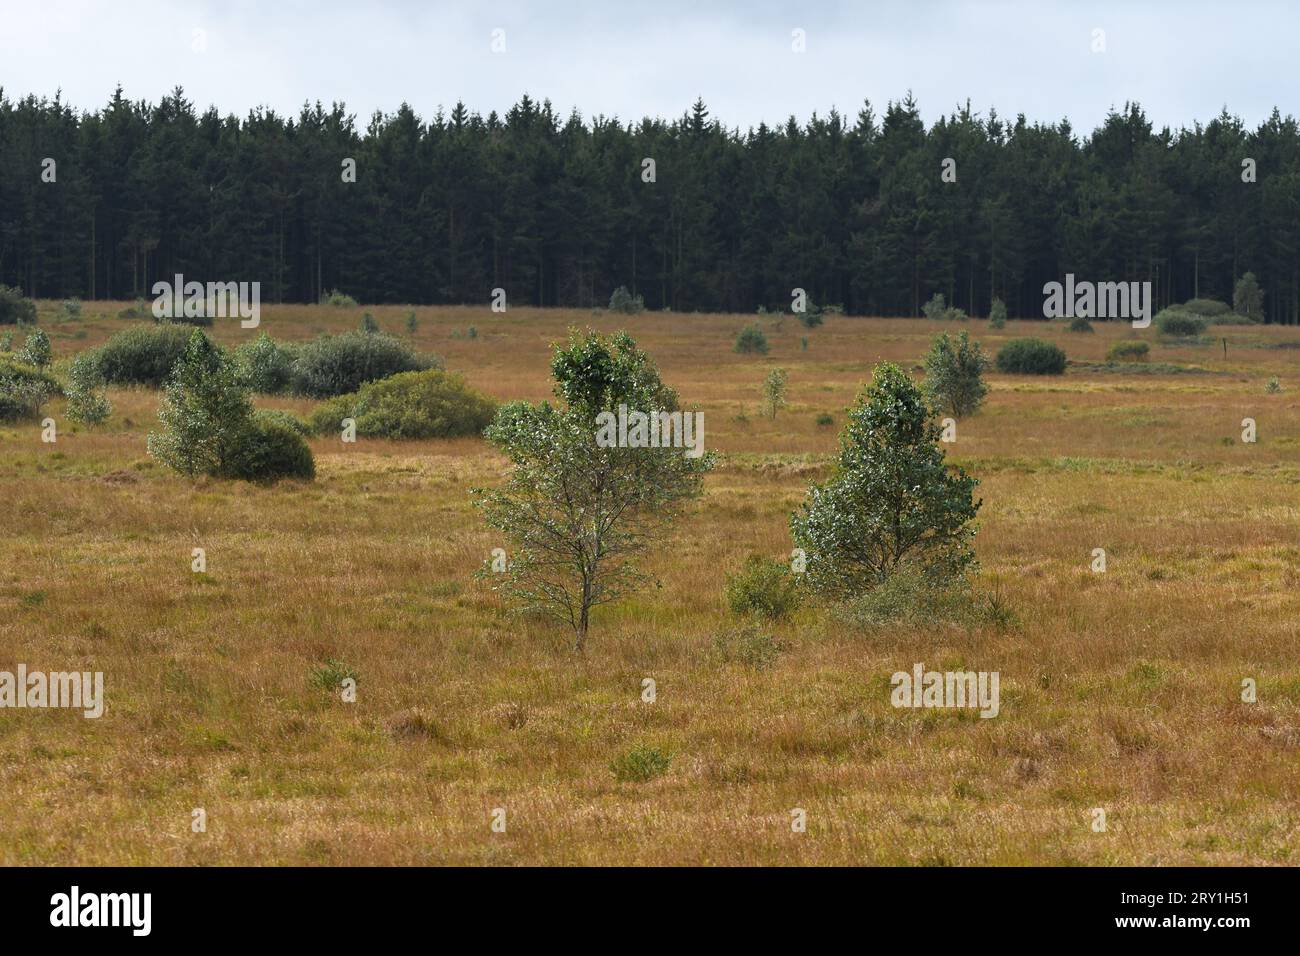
3,86,1299,321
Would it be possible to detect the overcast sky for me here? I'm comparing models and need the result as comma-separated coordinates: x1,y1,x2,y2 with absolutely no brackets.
3,1,1295,133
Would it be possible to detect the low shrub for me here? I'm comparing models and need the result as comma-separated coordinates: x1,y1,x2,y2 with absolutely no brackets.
65,352,112,425
0,285,36,325
995,338,1067,374
224,416,316,482
91,324,197,387
924,330,989,417
306,368,495,439
320,289,358,307
1181,297,1230,317
733,323,770,355
1155,309,1206,337
233,333,297,394
0,358,59,422
1106,340,1150,361
253,408,310,436
835,569,982,629
608,286,645,314
60,298,82,319
723,555,801,620
1067,316,1094,333
989,298,1008,328
289,330,440,398
19,329,52,367
610,744,672,782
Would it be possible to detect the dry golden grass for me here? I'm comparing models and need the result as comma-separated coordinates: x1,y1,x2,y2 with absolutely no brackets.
1,302,1298,864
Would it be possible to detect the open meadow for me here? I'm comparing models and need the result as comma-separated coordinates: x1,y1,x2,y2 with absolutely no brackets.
2,302,1299,865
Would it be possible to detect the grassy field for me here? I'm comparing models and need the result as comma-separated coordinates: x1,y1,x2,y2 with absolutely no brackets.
2,302,1299,865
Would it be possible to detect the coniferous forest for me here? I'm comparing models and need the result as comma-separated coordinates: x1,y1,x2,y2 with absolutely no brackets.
3,85,1299,321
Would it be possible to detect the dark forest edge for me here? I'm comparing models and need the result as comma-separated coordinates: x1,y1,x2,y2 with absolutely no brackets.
2,87,1298,322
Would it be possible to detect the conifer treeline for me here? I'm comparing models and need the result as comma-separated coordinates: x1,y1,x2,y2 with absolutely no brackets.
3,86,1298,321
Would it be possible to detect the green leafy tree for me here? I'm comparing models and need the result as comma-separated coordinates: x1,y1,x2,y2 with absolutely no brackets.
924,330,989,417
790,362,981,597
473,330,713,651
147,330,256,477
761,367,788,419
19,329,51,368
1234,271,1264,322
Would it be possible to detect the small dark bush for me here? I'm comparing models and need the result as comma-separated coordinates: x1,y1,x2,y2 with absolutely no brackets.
234,333,297,394
1067,316,1094,333
1107,340,1150,362
320,289,358,307
91,324,197,387
307,368,495,439
289,330,440,398
1155,309,1206,337
724,554,801,620
225,416,315,482
1181,298,1230,317
734,323,770,355
610,744,672,782
608,286,645,314
0,285,37,325
0,358,59,421
995,338,1067,374
989,298,1008,328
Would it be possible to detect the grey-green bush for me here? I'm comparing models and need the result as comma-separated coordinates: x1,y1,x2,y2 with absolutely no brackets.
995,338,1067,374
608,286,645,314
1155,309,1206,337
1233,272,1264,322
733,323,769,355
989,298,1008,328
924,330,989,417
19,329,51,368
1107,340,1150,362
320,289,358,307
1067,316,1094,333
90,324,197,387
234,333,297,394
289,330,439,398
65,352,112,425
224,416,315,482
0,285,36,325
0,358,58,422
307,368,495,439
724,555,801,620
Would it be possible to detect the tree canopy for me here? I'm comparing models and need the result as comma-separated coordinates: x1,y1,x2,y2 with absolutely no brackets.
3,88,1299,322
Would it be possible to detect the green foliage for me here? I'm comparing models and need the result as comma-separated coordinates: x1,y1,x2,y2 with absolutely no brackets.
19,328,51,367
733,323,769,355
90,324,196,387
65,353,112,425
224,416,316,482
922,293,947,320
815,412,833,426
319,289,358,307
253,408,310,436
473,330,712,650
289,330,439,398
60,298,82,319
608,286,645,314
923,330,989,417
995,338,1067,374
610,744,672,782
309,659,358,691
1181,298,1230,317
790,362,981,598
989,298,1008,328
1155,309,1206,337
307,368,496,439
1106,340,1150,361
233,333,297,394
405,310,418,334
148,329,314,482
0,285,36,325
724,555,801,620
760,367,787,419
1066,316,1094,333
1266,376,1282,394
797,301,825,328
360,312,380,333
147,330,255,477
1233,272,1264,322
0,358,57,422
